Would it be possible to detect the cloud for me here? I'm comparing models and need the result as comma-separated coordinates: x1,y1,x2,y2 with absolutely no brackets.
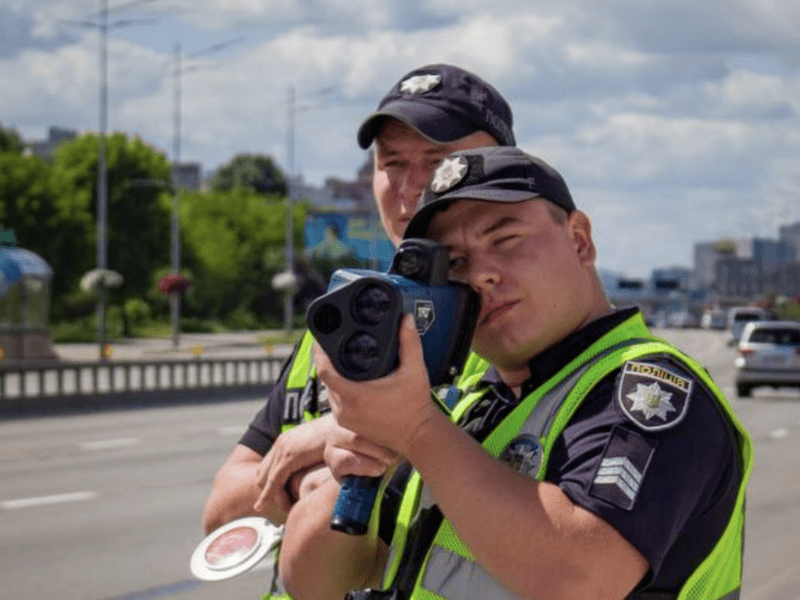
4,0,800,277
0,5,79,59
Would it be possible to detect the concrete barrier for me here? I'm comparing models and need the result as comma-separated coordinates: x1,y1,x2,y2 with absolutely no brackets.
0,355,285,418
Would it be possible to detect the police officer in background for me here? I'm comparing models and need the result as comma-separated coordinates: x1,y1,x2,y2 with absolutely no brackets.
202,64,514,538
278,146,753,600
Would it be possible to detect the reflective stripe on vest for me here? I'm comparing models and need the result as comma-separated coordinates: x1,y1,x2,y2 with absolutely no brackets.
281,331,318,432
380,361,492,589
266,331,318,600
383,314,753,600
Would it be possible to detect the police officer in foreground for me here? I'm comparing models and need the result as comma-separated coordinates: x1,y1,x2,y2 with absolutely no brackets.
201,64,514,596
279,146,754,600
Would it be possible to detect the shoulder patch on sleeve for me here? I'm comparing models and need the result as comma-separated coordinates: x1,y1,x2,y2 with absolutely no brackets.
617,360,692,432
589,426,656,510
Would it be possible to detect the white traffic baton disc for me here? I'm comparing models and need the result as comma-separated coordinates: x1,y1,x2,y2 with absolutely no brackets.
190,517,283,581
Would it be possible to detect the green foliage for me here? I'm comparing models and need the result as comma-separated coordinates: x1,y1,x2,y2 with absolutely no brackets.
0,150,92,313
56,289,97,320
51,311,124,343
0,123,24,154
0,152,59,239
210,153,287,195
123,297,152,328
225,306,260,331
51,133,172,301
775,300,800,322
177,188,303,325
51,317,98,343
1,130,316,337
180,317,224,334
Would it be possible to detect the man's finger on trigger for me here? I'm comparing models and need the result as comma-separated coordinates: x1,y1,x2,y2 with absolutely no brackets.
398,313,424,364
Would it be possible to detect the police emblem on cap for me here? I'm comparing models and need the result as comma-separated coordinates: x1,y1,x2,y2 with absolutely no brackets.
501,435,541,478
617,361,692,431
430,156,468,193
399,73,441,94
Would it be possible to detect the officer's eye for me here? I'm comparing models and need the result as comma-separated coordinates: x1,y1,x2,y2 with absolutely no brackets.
448,256,467,276
494,234,519,247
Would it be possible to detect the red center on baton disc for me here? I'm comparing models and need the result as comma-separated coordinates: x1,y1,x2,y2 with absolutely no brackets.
204,526,259,567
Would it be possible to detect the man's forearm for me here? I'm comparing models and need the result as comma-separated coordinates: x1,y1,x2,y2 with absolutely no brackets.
403,410,648,600
202,445,286,533
280,477,387,600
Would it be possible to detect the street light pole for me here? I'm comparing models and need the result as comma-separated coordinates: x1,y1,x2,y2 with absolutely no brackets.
168,36,243,347
97,0,109,357
171,41,182,349
278,85,335,334
284,86,295,335
64,0,155,358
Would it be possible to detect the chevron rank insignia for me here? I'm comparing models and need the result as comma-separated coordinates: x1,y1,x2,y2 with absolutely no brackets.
617,360,692,431
590,426,655,510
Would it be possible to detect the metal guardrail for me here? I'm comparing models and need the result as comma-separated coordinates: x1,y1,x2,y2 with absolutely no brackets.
0,356,286,417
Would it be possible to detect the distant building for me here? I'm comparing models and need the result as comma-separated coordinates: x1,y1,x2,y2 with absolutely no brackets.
289,175,337,207
775,262,800,297
750,238,796,281
652,266,693,291
715,257,759,298
695,235,796,298
694,241,735,289
25,126,78,158
779,222,800,257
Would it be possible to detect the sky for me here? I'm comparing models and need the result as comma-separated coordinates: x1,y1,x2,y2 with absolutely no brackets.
2,0,800,278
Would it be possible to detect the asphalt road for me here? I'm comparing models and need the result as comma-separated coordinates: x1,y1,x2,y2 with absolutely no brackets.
0,328,798,600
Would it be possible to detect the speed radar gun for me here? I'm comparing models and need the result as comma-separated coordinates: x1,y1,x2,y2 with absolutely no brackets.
307,238,479,535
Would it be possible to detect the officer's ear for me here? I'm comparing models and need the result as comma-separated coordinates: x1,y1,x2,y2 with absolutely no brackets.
567,210,596,266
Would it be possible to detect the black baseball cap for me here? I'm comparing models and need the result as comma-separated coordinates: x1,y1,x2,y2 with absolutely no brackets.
357,64,515,150
404,146,576,239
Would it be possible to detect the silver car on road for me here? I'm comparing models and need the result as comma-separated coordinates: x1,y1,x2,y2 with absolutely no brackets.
734,320,800,397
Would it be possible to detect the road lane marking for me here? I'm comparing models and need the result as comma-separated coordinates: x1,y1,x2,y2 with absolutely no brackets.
79,437,140,450
1,491,97,510
769,428,789,440
219,425,246,436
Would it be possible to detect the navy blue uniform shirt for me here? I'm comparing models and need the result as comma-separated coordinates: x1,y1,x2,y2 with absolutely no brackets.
456,307,741,593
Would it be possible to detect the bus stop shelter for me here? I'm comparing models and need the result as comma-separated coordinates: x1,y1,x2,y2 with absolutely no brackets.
0,247,57,360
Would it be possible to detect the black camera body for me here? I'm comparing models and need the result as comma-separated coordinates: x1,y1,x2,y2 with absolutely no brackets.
307,238,479,387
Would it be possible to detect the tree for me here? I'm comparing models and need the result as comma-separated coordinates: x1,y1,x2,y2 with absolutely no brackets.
178,187,303,325
0,151,91,308
210,153,287,195
50,132,172,302
0,123,23,154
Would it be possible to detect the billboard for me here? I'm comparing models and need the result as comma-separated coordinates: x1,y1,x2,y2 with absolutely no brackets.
304,212,394,271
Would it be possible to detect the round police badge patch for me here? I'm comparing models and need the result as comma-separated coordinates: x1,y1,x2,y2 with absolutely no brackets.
617,360,692,431
501,435,542,478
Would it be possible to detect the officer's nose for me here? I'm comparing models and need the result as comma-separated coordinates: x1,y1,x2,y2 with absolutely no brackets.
398,165,430,214
468,254,503,292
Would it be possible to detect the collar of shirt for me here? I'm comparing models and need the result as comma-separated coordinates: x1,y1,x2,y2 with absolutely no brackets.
477,306,642,402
